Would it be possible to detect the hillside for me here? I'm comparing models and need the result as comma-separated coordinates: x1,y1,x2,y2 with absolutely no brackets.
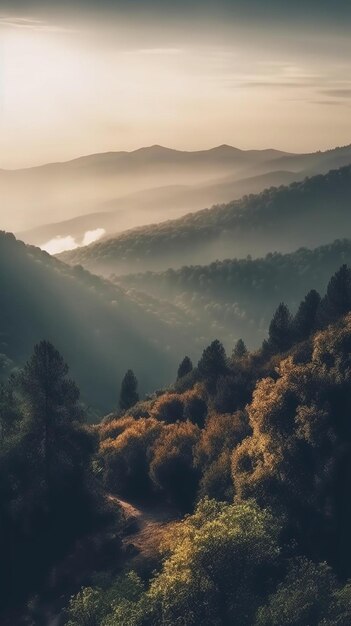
18,170,298,251
60,165,351,276
0,232,198,414
63,265,351,624
4,261,351,625
113,239,351,348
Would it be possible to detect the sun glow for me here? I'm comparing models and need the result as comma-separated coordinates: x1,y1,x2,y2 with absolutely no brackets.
0,11,350,169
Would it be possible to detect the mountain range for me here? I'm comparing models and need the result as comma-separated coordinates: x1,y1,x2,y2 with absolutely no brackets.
3,142,351,251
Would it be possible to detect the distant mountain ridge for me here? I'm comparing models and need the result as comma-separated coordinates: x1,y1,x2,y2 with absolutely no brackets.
0,144,291,174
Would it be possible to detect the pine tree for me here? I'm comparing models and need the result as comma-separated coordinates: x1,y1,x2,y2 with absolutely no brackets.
268,303,293,353
198,340,227,381
177,356,193,379
119,369,139,411
1,342,98,608
232,339,248,359
19,341,86,493
319,265,351,325
294,289,321,340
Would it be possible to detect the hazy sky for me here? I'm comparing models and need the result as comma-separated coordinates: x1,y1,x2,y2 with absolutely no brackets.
0,0,350,168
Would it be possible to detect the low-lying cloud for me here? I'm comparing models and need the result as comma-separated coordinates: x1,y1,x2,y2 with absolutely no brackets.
41,228,105,255
82,228,106,246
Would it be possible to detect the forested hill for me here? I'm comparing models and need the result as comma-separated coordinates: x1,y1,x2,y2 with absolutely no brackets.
114,239,351,347
62,264,351,624
0,232,197,414
59,165,351,276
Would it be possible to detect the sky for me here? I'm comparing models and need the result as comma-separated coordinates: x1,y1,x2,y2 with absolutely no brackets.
0,0,350,168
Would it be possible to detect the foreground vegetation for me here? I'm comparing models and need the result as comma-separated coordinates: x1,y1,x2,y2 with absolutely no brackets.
2,264,351,623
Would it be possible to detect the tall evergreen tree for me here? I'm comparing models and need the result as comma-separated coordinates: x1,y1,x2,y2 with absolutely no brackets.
294,289,321,340
0,341,97,610
232,339,248,359
198,340,227,388
319,264,351,325
19,341,88,493
119,369,139,411
268,302,293,353
177,356,193,380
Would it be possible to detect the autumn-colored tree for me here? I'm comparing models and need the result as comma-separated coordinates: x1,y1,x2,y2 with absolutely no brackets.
100,417,162,496
233,314,351,576
149,421,200,510
151,393,185,423
195,411,249,501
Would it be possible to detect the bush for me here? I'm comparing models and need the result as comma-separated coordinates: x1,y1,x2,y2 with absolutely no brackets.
100,417,162,497
196,411,249,500
149,421,200,510
150,393,185,423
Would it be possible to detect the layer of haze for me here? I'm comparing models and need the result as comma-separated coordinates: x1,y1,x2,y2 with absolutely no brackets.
0,1,351,169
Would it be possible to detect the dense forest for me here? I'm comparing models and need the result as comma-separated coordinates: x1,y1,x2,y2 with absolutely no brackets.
6,227,351,418
3,264,351,624
115,238,351,347
60,165,351,275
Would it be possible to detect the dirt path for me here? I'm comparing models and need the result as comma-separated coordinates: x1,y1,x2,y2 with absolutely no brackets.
108,494,179,562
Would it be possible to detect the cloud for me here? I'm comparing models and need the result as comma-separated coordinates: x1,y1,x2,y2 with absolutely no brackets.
238,81,310,89
41,228,105,255
320,88,351,99
123,47,183,56
0,15,74,33
312,99,350,107
82,228,106,246
41,235,78,255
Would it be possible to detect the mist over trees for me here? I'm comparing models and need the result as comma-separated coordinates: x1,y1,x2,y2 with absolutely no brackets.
61,165,351,275
0,232,198,414
115,237,351,348
8,142,351,251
